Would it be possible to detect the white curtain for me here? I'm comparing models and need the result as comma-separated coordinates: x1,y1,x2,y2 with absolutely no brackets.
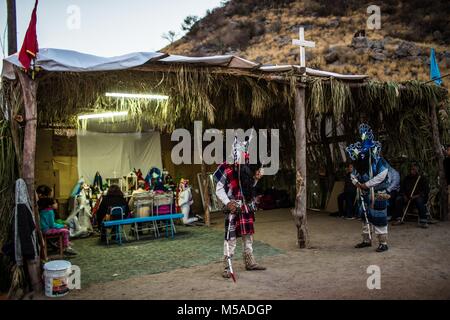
77,131,162,182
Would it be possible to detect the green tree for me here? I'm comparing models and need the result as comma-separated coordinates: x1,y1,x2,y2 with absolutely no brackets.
181,15,199,32
162,30,177,44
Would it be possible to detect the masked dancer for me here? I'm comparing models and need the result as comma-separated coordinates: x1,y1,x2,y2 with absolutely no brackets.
346,124,391,252
214,137,266,279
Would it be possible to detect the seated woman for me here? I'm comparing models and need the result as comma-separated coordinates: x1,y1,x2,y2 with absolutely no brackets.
96,185,130,242
37,185,77,255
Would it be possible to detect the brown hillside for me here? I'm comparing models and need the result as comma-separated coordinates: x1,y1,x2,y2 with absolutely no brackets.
164,0,450,89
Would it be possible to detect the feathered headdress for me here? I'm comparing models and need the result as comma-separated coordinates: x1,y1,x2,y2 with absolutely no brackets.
346,124,382,162
231,136,250,164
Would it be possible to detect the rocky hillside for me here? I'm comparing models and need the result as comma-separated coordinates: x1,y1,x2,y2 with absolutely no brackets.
164,0,450,89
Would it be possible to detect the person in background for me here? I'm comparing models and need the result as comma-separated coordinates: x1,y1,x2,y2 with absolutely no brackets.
178,178,203,225
337,163,357,220
164,173,177,191
128,180,147,211
96,185,130,242
36,185,60,220
37,185,77,255
392,163,429,228
386,164,401,221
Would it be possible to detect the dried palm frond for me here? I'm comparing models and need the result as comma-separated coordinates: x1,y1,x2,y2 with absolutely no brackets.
0,119,17,247
7,265,25,300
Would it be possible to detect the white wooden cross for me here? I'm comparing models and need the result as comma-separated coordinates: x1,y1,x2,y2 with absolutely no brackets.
292,27,315,68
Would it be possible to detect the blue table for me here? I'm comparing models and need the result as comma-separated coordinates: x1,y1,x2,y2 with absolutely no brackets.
103,213,184,245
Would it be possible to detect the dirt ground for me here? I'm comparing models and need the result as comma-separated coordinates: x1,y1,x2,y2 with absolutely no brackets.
57,209,450,300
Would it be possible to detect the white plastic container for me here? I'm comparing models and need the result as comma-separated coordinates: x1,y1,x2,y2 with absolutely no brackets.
43,260,72,297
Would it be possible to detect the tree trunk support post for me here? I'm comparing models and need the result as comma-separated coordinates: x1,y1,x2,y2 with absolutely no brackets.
293,85,309,248
201,162,211,226
430,101,448,221
17,69,43,294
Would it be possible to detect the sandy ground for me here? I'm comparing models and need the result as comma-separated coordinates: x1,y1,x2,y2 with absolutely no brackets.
55,209,450,300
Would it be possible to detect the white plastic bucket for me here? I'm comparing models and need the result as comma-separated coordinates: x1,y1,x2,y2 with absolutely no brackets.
43,260,72,297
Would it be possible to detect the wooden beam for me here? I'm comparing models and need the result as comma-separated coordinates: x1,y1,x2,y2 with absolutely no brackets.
430,101,448,221
130,64,306,86
292,86,309,248
17,69,43,293
200,162,211,226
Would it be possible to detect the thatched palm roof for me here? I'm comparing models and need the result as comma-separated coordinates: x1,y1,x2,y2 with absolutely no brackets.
1,48,448,173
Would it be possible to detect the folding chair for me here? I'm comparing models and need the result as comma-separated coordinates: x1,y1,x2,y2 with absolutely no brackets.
134,198,159,239
106,206,128,245
154,193,176,236
44,233,64,259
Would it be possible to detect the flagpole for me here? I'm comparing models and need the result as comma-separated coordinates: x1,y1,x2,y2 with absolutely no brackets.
6,0,17,55
423,73,450,85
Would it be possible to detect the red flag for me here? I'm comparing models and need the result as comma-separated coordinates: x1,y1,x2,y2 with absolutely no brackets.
19,0,39,71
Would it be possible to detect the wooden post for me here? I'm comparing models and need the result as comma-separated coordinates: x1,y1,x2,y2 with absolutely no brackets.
201,162,211,226
430,101,448,221
7,0,17,55
17,70,37,203
292,86,309,248
17,69,43,293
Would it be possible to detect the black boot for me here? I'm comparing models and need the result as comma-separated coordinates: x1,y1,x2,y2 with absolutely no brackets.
355,241,372,248
376,244,388,252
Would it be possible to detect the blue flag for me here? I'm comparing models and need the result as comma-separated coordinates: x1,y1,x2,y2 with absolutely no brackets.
430,48,442,85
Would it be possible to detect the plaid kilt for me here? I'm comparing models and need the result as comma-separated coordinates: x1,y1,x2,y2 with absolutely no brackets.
224,206,255,240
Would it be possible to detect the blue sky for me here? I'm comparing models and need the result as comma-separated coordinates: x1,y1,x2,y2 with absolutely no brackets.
0,0,223,60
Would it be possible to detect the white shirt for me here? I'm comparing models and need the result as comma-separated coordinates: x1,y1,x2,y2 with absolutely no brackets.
364,169,388,188
216,181,231,206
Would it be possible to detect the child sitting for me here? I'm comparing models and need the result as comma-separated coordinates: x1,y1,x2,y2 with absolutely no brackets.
36,185,77,255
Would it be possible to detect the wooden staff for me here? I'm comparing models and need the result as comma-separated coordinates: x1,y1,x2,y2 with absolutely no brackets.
358,188,371,240
225,213,236,283
401,175,421,223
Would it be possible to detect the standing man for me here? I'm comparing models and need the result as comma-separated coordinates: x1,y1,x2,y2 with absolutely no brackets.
337,163,357,219
346,124,391,252
214,138,266,279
